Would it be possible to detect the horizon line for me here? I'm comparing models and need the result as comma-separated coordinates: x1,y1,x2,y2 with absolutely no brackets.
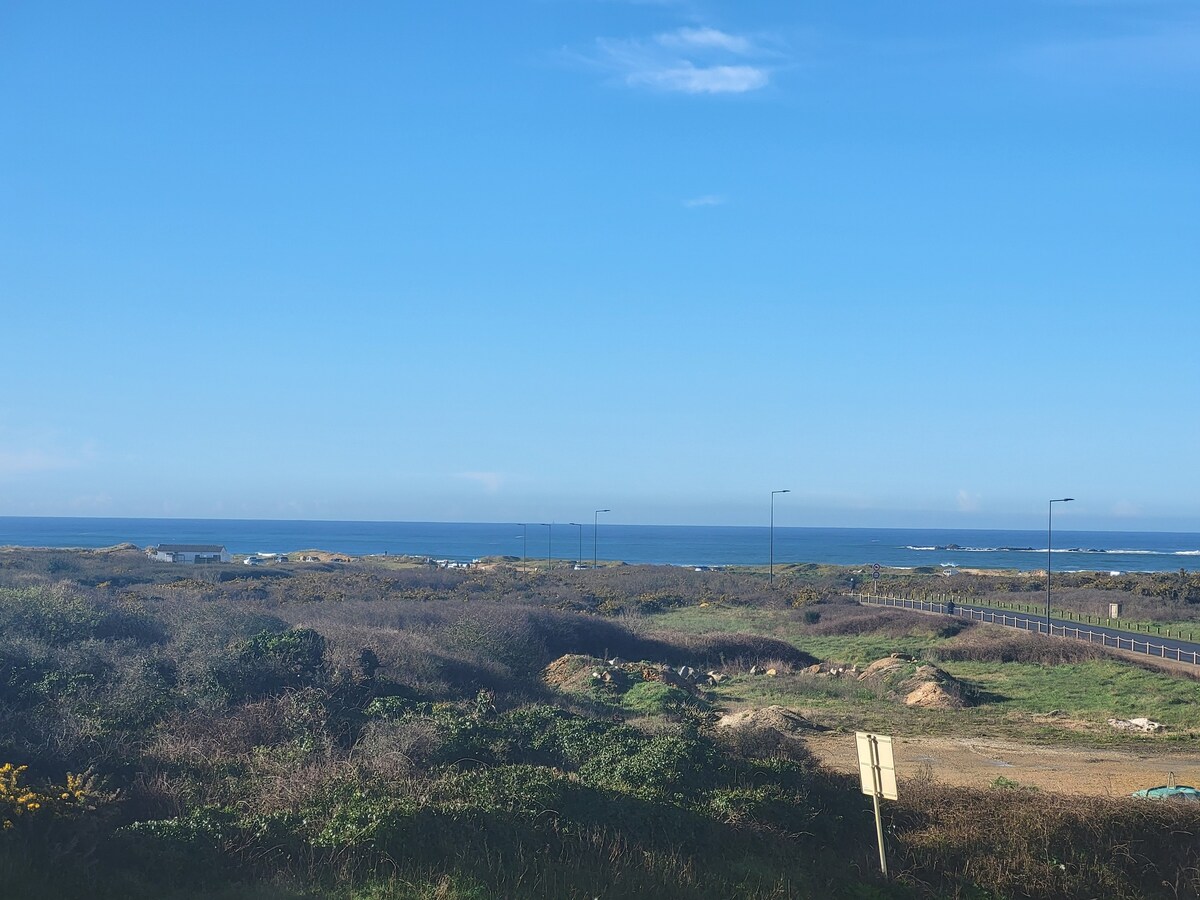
0,513,1196,535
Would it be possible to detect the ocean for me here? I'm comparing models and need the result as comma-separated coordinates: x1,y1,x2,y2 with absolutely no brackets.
1,516,1198,573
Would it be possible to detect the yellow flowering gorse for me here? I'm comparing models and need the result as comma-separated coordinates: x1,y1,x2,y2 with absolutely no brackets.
0,762,96,831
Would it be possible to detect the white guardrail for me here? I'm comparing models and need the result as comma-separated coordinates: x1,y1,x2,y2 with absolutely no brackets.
853,593,1200,667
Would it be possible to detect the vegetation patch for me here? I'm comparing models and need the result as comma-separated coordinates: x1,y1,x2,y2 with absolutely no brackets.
927,625,1110,665
6,551,1200,898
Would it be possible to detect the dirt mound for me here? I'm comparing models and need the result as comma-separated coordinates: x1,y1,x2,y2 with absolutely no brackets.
542,654,600,690
542,654,709,701
859,657,969,709
904,680,961,709
716,706,825,734
859,656,908,680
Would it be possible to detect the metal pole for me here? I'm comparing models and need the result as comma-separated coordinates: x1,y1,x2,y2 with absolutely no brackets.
542,523,552,571
873,792,888,878
593,509,609,569
870,735,889,879
770,489,790,580
570,523,582,567
1047,498,1074,635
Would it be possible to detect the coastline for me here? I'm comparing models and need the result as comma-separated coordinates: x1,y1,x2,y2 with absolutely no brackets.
1,517,1198,573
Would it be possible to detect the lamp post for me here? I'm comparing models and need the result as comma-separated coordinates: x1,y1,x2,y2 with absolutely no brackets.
541,523,552,571
770,490,790,581
517,524,528,575
594,509,610,569
569,523,583,568
1047,498,1074,635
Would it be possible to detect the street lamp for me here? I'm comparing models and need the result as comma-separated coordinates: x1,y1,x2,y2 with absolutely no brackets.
593,509,610,569
770,490,790,580
541,523,552,571
569,523,583,568
1047,498,1074,634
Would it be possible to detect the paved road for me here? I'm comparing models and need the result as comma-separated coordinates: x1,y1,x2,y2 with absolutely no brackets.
856,593,1200,666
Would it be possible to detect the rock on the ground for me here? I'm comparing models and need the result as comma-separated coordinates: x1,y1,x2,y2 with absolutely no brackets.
1108,717,1166,733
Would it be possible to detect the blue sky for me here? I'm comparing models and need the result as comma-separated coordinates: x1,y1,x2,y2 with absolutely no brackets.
2,1,1198,530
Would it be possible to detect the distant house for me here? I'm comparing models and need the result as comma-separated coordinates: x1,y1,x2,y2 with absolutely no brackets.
150,544,231,564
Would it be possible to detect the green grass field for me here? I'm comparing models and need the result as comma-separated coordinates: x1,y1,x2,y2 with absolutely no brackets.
647,604,1200,743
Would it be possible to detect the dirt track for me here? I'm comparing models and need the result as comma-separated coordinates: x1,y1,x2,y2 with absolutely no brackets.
803,732,1200,797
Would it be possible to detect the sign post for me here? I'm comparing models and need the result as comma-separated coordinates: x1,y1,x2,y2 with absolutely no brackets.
856,731,897,878
872,563,880,596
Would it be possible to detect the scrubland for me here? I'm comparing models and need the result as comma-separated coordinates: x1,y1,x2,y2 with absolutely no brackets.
2,548,1200,899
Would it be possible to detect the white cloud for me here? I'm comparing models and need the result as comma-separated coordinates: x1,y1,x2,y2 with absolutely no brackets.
590,25,775,95
683,194,725,208
657,27,753,55
628,62,768,94
457,471,504,493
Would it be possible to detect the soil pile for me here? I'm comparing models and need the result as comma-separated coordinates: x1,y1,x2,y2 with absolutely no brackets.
716,705,825,735
542,654,713,699
858,655,970,709
542,654,599,691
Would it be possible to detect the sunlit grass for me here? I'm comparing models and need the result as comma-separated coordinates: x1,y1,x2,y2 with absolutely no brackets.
647,605,1200,743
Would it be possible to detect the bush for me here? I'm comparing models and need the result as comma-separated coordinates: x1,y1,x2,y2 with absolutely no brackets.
927,627,1108,665
212,628,328,700
0,587,164,646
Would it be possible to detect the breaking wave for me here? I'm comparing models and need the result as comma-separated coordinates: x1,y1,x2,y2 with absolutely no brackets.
906,545,1200,556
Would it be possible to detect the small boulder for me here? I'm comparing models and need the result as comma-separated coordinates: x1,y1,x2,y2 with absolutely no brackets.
1109,717,1166,733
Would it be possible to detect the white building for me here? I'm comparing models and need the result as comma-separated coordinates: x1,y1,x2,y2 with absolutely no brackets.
150,544,231,564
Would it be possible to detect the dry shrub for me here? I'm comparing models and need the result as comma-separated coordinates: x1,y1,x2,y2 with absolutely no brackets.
642,630,817,669
895,780,1200,899
714,723,818,766
289,600,657,674
289,600,818,694
146,696,302,769
283,613,528,700
806,605,969,638
354,718,442,778
928,626,1108,665
123,769,188,820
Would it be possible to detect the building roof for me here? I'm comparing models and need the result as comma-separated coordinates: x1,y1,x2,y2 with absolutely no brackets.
155,544,227,553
